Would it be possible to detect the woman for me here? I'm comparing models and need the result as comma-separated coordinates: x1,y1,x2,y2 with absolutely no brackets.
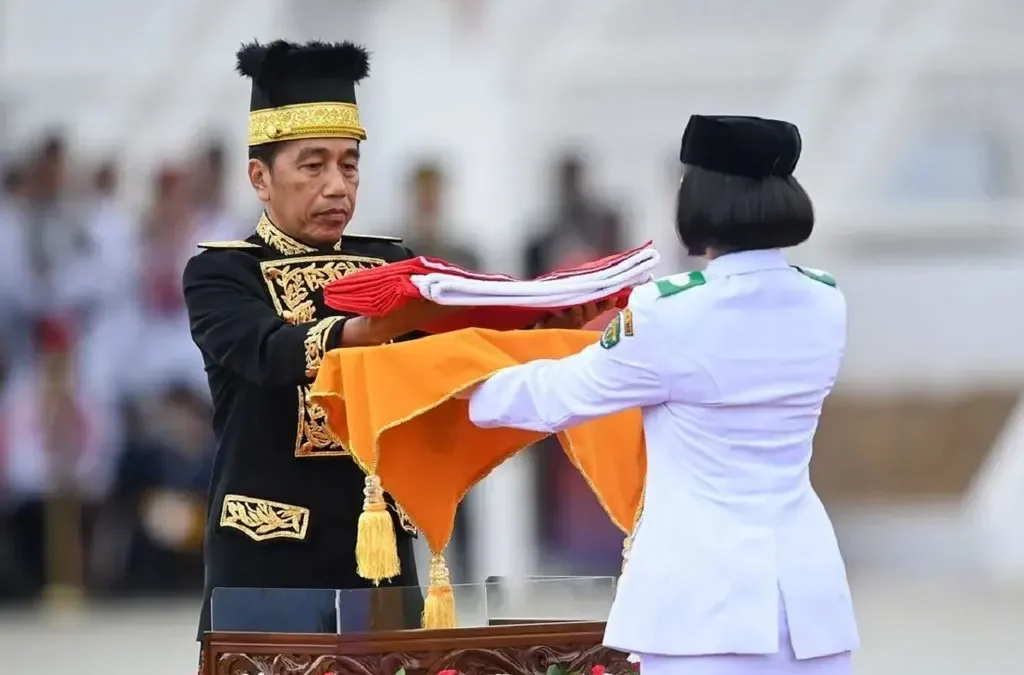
461,115,858,674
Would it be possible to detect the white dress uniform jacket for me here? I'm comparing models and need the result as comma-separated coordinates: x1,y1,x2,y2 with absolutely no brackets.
468,248,859,661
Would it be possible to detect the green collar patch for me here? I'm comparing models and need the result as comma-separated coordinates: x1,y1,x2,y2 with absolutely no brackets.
792,265,837,287
655,271,707,298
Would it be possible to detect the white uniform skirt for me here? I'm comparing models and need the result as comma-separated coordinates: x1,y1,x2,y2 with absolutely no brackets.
633,596,853,675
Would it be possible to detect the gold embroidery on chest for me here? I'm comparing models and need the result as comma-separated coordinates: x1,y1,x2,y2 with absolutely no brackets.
262,257,383,324
260,254,385,458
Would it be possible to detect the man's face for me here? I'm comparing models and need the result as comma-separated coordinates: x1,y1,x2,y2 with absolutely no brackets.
248,137,361,246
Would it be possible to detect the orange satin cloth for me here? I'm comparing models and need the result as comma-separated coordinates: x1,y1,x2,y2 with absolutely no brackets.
309,328,646,554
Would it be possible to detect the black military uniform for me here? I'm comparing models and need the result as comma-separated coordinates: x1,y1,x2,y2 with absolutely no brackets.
184,41,420,640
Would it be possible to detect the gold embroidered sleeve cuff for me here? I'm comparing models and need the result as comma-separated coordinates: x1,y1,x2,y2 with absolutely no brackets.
304,316,346,378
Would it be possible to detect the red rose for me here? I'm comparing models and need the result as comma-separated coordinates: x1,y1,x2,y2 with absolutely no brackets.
591,666,606,675
632,662,641,671
438,670,459,675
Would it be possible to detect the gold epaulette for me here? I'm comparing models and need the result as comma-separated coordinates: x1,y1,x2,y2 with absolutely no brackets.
197,240,262,250
342,233,403,243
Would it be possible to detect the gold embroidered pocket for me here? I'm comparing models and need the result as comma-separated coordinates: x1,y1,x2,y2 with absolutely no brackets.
219,494,310,542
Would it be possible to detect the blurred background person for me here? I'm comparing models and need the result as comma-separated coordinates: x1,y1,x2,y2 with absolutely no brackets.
399,160,481,270
192,139,247,243
519,153,630,574
0,321,103,602
0,162,32,372
522,153,625,278
93,383,212,596
133,166,207,395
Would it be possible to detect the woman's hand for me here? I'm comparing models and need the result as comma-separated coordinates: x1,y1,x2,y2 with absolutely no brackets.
534,299,618,330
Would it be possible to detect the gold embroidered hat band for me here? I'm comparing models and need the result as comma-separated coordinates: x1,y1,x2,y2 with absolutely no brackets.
247,102,366,147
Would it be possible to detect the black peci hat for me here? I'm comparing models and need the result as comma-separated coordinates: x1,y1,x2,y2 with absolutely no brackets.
679,115,802,179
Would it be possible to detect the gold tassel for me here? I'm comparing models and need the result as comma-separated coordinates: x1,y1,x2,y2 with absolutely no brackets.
356,474,400,582
421,553,456,629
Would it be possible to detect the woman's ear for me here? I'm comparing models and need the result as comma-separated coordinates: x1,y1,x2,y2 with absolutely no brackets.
247,159,271,201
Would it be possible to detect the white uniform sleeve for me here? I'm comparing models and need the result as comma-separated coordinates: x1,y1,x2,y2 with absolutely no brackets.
468,293,687,433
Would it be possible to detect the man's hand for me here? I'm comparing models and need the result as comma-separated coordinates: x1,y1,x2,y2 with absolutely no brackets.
342,300,461,347
534,299,618,330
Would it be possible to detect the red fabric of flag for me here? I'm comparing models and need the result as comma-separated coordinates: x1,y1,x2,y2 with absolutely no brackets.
323,243,653,333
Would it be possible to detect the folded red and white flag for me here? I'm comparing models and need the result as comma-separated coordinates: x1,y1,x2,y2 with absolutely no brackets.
411,245,658,306
323,241,660,333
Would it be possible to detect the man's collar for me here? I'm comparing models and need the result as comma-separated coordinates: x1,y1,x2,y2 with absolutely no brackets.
255,212,342,255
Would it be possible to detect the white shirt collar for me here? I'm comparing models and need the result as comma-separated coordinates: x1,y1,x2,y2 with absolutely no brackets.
703,248,789,278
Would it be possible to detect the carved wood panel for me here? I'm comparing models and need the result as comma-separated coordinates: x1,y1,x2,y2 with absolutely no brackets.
216,643,631,675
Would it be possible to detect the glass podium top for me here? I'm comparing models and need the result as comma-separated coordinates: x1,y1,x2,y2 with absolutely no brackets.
211,575,616,634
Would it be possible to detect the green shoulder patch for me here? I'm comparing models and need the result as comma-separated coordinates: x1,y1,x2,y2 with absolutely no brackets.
600,311,625,349
655,271,707,298
197,240,261,250
793,265,838,288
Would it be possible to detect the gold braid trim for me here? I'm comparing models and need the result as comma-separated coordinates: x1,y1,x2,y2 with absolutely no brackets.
304,316,345,378
256,213,315,255
621,480,647,572
254,212,399,254
248,102,366,147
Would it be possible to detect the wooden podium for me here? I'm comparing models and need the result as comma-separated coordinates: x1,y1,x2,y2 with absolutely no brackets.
201,579,626,675
202,621,629,675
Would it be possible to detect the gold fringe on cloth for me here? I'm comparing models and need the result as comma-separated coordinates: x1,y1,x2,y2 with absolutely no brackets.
355,474,400,582
308,328,648,607
422,553,456,629
620,481,647,574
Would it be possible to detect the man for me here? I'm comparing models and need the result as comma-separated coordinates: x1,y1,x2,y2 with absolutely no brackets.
184,39,603,649
184,40,432,643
